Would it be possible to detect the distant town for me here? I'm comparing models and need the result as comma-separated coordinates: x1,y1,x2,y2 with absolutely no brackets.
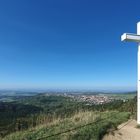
0,90,136,104
43,91,136,105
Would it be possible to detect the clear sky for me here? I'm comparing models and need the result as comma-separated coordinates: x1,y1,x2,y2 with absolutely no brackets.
0,0,140,91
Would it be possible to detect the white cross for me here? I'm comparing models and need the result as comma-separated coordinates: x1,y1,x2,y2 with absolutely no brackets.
121,22,140,124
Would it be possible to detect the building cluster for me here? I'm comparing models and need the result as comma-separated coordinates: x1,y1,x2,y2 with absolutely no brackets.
74,95,114,105
43,92,126,105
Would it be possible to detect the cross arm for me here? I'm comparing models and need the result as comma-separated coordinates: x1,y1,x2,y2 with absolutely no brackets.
121,33,140,42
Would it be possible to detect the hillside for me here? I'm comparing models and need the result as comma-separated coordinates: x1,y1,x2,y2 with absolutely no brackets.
1,111,130,140
0,93,137,140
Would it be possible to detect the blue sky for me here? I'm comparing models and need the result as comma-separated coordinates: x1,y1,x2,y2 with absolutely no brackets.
0,0,140,91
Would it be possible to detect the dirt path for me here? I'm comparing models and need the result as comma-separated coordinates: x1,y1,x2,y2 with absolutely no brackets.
103,120,140,140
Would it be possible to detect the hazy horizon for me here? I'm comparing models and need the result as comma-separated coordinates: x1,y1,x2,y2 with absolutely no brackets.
0,86,137,93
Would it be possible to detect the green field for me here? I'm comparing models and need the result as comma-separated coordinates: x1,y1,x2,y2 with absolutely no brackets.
1,111,130,140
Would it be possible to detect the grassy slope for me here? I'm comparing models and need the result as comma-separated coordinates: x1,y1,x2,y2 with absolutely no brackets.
2,111,130,140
